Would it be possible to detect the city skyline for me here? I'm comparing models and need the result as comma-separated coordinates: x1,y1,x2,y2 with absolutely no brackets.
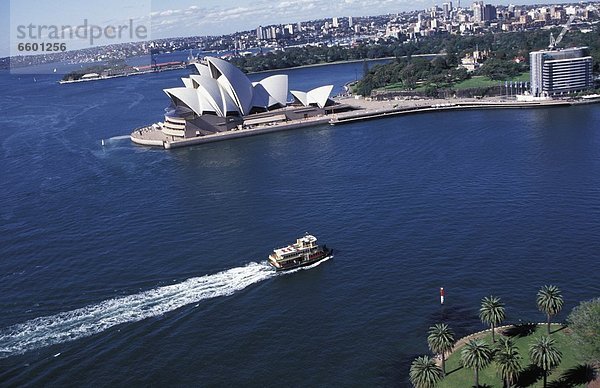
0,0,576,58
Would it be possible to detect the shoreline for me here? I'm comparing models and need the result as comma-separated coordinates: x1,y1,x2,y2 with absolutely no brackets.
432,322,558,367
248,54,444,74
329,95,599,125
130,95,600,150
433,323,600,388
58,64,187,84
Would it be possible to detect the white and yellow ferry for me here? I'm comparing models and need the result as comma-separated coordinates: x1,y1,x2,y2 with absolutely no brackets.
268,234,332,271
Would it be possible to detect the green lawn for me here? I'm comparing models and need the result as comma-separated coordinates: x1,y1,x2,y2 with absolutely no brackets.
452,73,530,90
437,323,590,388
380,82,405,90
376,73,531,92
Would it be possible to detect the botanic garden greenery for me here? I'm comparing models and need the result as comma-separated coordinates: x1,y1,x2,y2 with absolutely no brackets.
537,285,564,335
567,297,600,365
427,323,455,376
529,336,562,388
409,287,598,387
409,355,443,388
494,336,522,388
480,295,506,343
461,339,494,388
230,26,600,77
350,27,600,96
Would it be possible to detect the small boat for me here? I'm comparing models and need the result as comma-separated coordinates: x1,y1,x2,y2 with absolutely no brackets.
268,234,332,271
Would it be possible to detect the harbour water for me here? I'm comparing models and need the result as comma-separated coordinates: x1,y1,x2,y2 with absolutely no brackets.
0,59,599,386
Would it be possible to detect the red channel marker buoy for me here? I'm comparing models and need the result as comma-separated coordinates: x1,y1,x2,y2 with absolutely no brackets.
440,287,445,305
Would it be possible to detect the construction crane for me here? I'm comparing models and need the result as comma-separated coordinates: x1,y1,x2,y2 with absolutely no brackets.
548,14,576,50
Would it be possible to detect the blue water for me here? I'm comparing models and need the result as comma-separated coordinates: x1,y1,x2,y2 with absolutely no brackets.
0,61,599,386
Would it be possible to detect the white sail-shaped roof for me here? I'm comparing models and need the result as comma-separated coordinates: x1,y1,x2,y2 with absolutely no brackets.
165,58,334,119
196,89,220,115
290,90,308,106
251,83,280,110
164,87,220,116
218,83,241,116
291,85,333,108
189,75,202,88
307,85,334,108
193,63,212,78
207,57,254,116
190,75,224,116
258,75,288,107
164,87,201,116
190,75,240,117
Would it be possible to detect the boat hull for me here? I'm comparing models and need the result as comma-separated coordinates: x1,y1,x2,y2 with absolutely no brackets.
270,249,333,271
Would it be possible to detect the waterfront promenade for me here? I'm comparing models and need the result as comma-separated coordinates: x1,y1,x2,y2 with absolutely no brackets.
130,95,600,149
329,95,588,124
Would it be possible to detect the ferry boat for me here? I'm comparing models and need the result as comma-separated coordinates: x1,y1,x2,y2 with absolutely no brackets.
268,234,332,271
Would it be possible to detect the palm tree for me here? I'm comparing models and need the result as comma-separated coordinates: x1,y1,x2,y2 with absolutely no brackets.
461,339,493,388
409,355,443,388
529,335,562,388
480,295,506,343
495,336,522,388
537,285,564,335
427,323,455,376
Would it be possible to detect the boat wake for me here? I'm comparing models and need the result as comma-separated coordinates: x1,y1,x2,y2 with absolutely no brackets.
100,135,131,146
0,257,332,359
0,261,276,359
106,135,131,141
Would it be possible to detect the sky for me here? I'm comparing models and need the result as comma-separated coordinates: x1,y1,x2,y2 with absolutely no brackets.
0,0,573,58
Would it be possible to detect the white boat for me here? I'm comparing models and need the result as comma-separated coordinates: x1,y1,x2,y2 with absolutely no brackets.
268,234,332,271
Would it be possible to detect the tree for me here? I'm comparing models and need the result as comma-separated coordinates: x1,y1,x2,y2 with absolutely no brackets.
409,355,443,388
461,339,493,388
427,323,455,376
537,285,564,335
362,59,369,77
567,297,600,365
495,336,522,388
480,295,506,343
477,58,524,80
529,336,562,388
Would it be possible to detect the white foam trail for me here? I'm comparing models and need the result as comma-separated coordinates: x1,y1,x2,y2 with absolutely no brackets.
0,261,275,358
106,135,131,141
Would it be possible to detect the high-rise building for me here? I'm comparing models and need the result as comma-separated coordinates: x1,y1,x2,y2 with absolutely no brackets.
348,16,353,28
430,6,438,18
472,1,484,23
443,2,452,19
530,47,593,97
256,26,265,40
483,4,497,20
332,17,339,28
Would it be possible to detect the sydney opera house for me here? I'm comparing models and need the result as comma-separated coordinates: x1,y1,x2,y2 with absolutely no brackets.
134,57,349,146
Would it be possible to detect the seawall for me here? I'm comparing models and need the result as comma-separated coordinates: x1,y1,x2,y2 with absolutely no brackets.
130,117,330,149
131,96,600,150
